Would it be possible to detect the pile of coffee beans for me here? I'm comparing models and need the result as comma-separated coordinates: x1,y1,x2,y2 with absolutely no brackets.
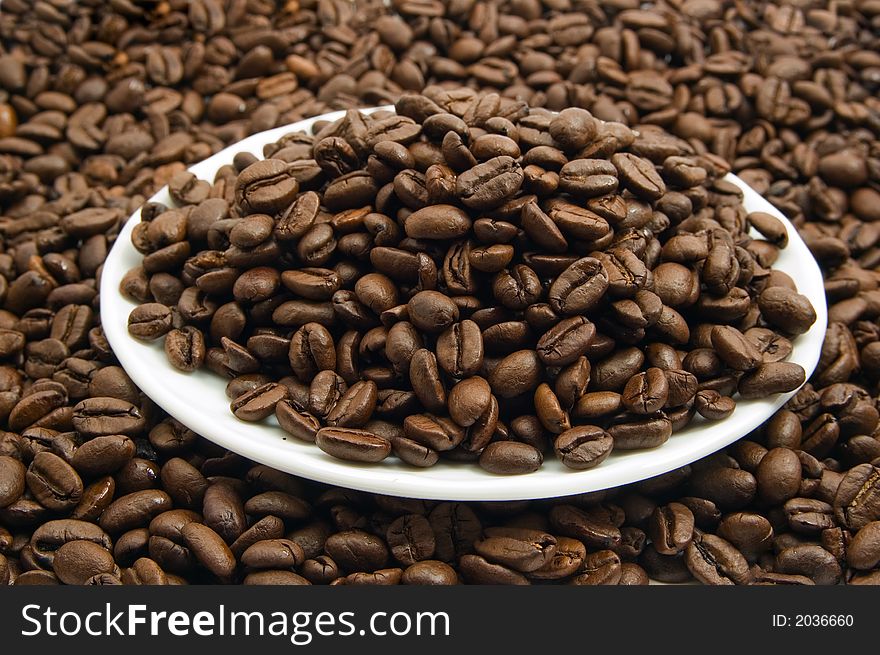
0,0,878,584
121,94,815,474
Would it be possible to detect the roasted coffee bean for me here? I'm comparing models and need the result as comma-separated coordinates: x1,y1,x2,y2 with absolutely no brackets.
536,317,595,367
426,504,478,564
241,539,305,570
479,442,543,475
231,383,288,422
386,515,435,566
436,320,483,378
53,540,117,586
325,530,389,572
99,490,173,535
549,108,597,151
716,513,773,561
756,448,803,505
401,561,459,585
72,398,145,437
458,554,529,585
549,505,621,551
316,427,391,463
408,291,459,333
181,522,236,580
488,264,538,309
474,531,557,573
612,153,666,201
775,544,842,586
689,467,757,511
559,159,618,198
694,390,736,420
0,456,26,508
648,503,695,555
738,363,806,399
554,426,613,470
448,377,492,428
26,452,83,512
488,350,542,398
403,414,465,452
160,458,208,510
528,536,586,581
685,533,751,585
711,326,763,371
847,522,880,570
202,483,247,545
235,160,300,215
548,257,608,315
758,287,817,335
834,464,880,530
405,205,472,239
165,327,206,371
325,380,377,428
72,435,135,477
622,368,669,415
456,157,523,210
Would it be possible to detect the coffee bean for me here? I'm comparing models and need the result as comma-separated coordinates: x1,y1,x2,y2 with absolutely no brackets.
165,327,206,371
448,377,492,428
100,490,173,535
738,362,806,398
711,326,763,371
488,349,542,398
325,530,389,572
387,515,435,565
182,522,236,580
235,160,300,215
72,398,145,437
689,467,757,511
315,427,391,463
72,435,135,477
622,368,669,415
775,544,842,586
479,441,543,475
474,531,557,573
458,553,529,585
756,448,802,505
758,287,817,335
694,390,736,420
648,503,695,555
456,156,523,209
559,159,618,198
405,205,472,239
53,540,117,586
553,426,613,470
436,320,483,378
536,316,595,367
685,533,751,585
26,452,83,512
231,383,288,422
241,539,305,570
847,521,880,570
834,464,880,530
0,456,25,508
401,560,459,585
325,380,377,428
407,291,459,333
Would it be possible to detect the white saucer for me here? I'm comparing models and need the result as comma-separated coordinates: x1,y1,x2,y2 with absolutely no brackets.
100,108,827,501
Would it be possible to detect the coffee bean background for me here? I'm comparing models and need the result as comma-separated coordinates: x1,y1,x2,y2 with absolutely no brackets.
0,0,879,585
